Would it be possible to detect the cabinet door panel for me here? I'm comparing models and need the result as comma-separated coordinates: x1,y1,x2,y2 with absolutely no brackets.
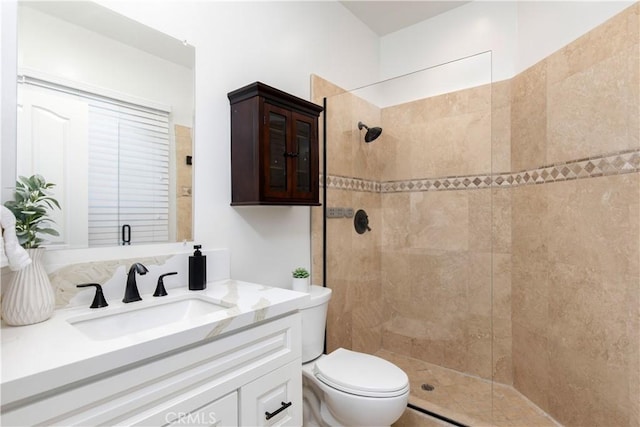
293,118,311,194
263,104,290,199
267,110,287,193
240,359,302,427
290,111,318,202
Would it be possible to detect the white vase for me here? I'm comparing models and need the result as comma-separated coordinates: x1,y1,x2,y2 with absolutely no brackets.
292,277,310,293
2,248,55,326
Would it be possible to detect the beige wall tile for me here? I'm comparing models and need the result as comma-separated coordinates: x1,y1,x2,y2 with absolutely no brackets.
409,191,469,252
310,203,324,286
466,314,493,379
545,4,639,163
381,250,414,315
545,4,638,86
326,295,352,353
325,91,355,177
468,252,492,318
549,345,632,427
175,125,193,242
547,48,638,162
382,327,414,358
492,253,512,387
511,184,548,261
352,295,383,353
512,324,550,413
352,97,383,182
380,106,414,181
492,188,512,254
493,253,513,384
548,263,635,368
421,111,492,178
511,60,547,171
381,84,492,180
546,175,639,278
511,257,550,337
492,80,512,174
468,189,492,252
381,193,411,250
410,336,446,368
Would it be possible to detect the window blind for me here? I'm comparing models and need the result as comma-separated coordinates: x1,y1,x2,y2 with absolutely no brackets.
88,100,170,246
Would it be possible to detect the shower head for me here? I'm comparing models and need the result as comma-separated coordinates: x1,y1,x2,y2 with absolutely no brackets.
357,121,382,143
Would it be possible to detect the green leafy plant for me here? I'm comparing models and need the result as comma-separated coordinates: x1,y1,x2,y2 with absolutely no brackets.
4,175,60,249
292,267,310,279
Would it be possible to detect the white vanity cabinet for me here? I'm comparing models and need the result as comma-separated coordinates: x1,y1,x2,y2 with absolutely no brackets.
1,313,302,427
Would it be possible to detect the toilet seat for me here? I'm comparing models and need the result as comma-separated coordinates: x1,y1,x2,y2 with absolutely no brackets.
313,348,409,398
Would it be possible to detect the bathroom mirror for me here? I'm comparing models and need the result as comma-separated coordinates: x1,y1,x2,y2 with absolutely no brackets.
14,1,194,248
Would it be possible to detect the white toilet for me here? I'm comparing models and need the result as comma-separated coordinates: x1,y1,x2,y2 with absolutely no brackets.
300,285,409,427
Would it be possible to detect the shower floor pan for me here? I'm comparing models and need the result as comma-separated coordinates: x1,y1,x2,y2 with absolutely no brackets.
377,350,562,427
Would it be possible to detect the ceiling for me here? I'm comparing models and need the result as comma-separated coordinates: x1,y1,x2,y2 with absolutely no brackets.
339,1,471,36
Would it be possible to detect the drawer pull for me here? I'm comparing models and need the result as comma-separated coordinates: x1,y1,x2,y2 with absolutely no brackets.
265,401,292,420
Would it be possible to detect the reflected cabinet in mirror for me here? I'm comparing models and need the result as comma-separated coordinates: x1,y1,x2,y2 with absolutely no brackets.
14,1,195,248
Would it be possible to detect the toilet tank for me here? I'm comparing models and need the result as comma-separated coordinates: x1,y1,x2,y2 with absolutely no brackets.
300,285,332,363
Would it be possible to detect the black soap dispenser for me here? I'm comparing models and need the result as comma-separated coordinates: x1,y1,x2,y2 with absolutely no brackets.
189,245,207,290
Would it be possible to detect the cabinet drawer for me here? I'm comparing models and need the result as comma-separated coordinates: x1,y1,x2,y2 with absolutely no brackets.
166,392,238,427
2,313,300,426
240,359,302,427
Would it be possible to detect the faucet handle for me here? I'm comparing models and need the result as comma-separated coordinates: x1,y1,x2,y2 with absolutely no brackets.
76,283,109,308
154,272,177,297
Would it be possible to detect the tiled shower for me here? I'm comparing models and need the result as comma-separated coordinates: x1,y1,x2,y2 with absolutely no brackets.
311,4,639,426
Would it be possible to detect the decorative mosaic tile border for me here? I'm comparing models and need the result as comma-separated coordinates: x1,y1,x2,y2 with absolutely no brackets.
324,148,640,193
321,174,381,193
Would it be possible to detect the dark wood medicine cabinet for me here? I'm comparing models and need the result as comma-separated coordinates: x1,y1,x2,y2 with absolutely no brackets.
228,81,323,206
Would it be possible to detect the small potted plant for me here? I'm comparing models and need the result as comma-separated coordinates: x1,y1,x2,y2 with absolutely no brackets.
2,174,60,326
292,267,310,293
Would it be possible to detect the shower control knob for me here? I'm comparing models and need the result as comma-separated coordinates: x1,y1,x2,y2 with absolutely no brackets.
354,209,371,234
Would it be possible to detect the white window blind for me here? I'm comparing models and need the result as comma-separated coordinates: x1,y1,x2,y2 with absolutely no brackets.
88,100,170,246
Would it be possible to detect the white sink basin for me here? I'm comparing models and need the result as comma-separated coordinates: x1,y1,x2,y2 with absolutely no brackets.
67,295,233,341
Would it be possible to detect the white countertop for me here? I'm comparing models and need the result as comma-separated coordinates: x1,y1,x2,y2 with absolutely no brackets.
1,279,309,406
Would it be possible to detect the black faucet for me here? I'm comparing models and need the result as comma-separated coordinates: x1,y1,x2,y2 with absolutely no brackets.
123,263,148,303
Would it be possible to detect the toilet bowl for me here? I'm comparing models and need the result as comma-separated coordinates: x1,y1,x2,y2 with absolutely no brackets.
300,286,409,427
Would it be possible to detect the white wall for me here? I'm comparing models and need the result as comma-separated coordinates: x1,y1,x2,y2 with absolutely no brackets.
380,1,517,85
380,0,635,95
44,0,377,288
